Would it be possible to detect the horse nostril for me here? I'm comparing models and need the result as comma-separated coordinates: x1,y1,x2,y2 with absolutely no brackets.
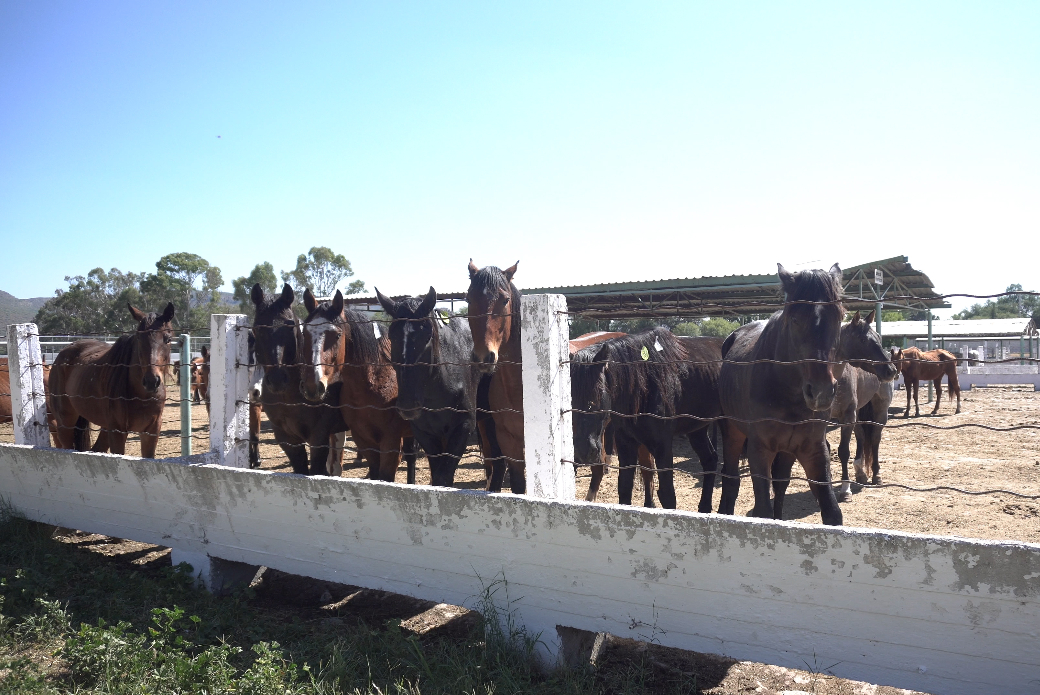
484,353,497,364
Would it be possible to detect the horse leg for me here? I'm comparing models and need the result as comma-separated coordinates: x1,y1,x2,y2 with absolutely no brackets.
440,422,475,488
249,403,262,469
771,452,796,520
913,379,921,417
837,424,853,502
308,437,331,476
326,432,345,477
107,429,129,456
614,434,639,506
140,418,161,458
586,463,604,502
746,438,775,519
637,446,656,508
499,420,526,495
375,431,404,482
91,428,111,453
403,436,417,485
718,421,745,516
904,377,912,417
799,439,843,526
931,377,943,414
687,427,719,514
478,416,505,492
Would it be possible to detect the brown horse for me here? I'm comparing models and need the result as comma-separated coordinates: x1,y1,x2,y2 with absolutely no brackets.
891,346,961,416
300,288,417,482
569,332,656,504
466,260,525,493
49,303,175,457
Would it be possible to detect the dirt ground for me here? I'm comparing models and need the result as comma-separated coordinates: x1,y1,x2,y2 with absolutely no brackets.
2,385,1039,543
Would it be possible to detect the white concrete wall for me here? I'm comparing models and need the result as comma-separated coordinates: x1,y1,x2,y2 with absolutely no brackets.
1,442,1038,695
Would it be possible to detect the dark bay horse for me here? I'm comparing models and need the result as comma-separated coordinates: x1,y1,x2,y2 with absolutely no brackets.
466,260,526,493
49,303,175,458
377,287,481,488
250,283,346,475
828,311,899,501
718,264,846,526
301,288,418,483
891,346,962,416
571,329,726,511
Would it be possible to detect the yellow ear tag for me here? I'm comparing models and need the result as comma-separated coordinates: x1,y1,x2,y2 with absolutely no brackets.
640,346,650,361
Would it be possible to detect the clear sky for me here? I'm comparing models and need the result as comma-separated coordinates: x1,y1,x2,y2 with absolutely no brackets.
2,2,1038,315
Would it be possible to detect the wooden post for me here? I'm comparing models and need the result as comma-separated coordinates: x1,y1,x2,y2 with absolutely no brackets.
520,294,575,500
209,315,250,468
179,334,192,457
6,324,50,447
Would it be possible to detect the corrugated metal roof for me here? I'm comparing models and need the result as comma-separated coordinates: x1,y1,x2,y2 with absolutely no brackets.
881,318,1037,338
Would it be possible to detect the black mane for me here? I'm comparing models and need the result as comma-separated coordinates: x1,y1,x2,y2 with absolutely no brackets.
599,328,688,416
343,307,382,366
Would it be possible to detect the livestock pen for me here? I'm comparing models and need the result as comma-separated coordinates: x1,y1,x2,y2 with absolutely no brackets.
2,296,1039,695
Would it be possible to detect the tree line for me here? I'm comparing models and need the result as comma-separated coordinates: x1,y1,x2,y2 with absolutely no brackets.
33,247,364,335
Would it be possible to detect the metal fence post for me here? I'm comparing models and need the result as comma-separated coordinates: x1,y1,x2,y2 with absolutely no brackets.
7,324,50,447
209,315,250,468
927,312,934,403
520,294,575,500
180,334,192,457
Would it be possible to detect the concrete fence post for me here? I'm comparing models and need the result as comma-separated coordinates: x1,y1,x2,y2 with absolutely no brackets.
209,314,250,468
7,324,49,447
179,334,192,457
520,294,575,500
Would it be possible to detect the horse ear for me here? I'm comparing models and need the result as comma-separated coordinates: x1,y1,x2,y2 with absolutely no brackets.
330,289,344,317
127,303,146,322
375,288,398,318
303,288,317,315
277,283,295,308
468,259,479,280
777,264,796,294
504,261,519,282
250,283,265,307
829,263,843,284
851,311,861,324
865,309,876,325
417,287,438,317
201,345,209,359
161,302,175,324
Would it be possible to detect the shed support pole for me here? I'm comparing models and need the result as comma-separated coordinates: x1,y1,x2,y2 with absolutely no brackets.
7,324,50,447
209,314,250,468
180,334,192,457
927,313,934,403
521,293,597,669
875,302,882,339
1020,335,1025,367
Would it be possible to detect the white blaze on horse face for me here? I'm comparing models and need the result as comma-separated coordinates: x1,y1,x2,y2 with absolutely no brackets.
305,318,332,388
249,364,264,401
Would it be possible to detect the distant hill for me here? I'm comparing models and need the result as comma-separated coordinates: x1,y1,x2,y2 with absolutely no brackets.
0,290,50,329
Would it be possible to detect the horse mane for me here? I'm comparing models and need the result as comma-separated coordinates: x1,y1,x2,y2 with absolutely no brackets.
601,328,688,416
571,343,606,409
469,266,521,337
342,307,382,366
102,329,142,401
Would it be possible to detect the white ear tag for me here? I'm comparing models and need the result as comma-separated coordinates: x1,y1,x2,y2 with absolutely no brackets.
654,338,664,352
373,322,381,338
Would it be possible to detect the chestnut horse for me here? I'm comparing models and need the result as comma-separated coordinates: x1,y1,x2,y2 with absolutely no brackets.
49,303,175,457
466,260,525,493
250,283,347,475
300,288,417,483
891,346,961,416
719,264,846,525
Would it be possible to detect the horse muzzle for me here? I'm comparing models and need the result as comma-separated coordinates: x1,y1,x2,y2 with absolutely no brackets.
472,350,498,374
263,369,289,394
300,380,326,402
142,374,162,393
802,379,836,412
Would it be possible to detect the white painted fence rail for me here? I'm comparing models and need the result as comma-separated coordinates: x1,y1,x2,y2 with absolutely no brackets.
3,302,1040,695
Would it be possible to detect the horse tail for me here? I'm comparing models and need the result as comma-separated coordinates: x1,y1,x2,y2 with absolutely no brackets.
72,417,91,451
945,358,961,396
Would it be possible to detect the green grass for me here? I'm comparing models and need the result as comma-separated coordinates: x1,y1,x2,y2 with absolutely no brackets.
0,509,699,694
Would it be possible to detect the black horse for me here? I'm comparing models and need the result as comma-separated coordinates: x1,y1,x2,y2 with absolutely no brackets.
718,264,846,526
250,283,346,475
376,287,482,488
570,328,726,511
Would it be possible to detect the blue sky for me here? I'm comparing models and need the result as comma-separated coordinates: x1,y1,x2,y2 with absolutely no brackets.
2,2,1038,315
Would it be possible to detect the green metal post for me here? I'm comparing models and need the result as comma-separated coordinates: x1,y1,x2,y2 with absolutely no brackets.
927,313,934,403
1020,335,1025,366
180,334,192,457
875,301,882,337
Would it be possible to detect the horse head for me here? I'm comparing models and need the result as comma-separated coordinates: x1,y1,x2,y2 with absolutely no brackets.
250,283,298,395
127,302,175,394
570,342,612,467
466,259,519,374
839,310,899,382
300,288,346,402
377,286,438,421
777,263,845,412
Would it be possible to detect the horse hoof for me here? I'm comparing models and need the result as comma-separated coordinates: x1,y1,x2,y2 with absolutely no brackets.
872,475,882,485
837,491,851,503
855,473,869,485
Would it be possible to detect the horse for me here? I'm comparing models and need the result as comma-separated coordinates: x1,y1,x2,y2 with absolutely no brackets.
571,329,726,511
569,331,657,504
891,346,961,416
466,260,526,493
49,303,175,458
718,264,846,526
247,332,264,469
827,311,899,502
0,356,57,444
250,283,347,475
376,286,481,488
173,354,207,405
300,288,418,483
